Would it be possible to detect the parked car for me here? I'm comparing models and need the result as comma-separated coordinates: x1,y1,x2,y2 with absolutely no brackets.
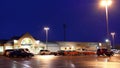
111,49,120,54
39,50,51,55
57,50,65,56
4,48,34,58
64,51,79,56
81,51,96,55
97,49,114,57
56,50,80,56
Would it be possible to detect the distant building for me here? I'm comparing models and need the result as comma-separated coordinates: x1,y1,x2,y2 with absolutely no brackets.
0,32,107,55
57,42,107,51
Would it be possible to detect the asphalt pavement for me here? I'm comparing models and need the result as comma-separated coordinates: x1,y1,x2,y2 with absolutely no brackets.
0,55,120,68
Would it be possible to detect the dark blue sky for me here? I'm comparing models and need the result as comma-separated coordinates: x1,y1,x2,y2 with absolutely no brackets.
1,0,120,44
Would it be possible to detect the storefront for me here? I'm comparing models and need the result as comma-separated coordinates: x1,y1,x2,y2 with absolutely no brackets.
0,32,46,55
13,33,46,54
0,32,107,55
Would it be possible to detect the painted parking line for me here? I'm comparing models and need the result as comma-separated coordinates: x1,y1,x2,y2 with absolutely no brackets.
13,61,32,68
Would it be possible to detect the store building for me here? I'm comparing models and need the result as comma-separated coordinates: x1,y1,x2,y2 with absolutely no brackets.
0,32,107,55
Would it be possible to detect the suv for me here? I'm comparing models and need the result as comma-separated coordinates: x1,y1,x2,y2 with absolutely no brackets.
4,48,34,58
97,49,114,57
97,49,107,56
39,50,51,55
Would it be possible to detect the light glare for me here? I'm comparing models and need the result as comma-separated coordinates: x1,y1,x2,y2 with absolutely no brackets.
99,43,102,46
105,39,110,42
101,0,112,6
36,40,40,44
111,32,115,36
14,40,18,43
44,27,50,30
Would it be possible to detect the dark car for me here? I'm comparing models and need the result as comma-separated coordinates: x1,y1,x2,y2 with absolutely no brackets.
4,48,34,58
18,48,34,57
97,49,114,57
105,51,114,57
39,50,51,55
57,50,65,56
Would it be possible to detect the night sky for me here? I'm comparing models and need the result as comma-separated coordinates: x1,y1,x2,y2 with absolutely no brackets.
1,0,120,44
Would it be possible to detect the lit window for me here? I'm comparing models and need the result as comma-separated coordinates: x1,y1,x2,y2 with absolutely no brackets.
21,38,32,45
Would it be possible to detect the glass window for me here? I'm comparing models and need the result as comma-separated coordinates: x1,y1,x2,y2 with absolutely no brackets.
0,46,3,52
5,46,13,50
21,38,33,45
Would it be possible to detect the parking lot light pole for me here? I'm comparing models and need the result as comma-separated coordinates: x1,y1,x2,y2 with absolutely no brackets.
44,27,50,50
100,0,112,51
111,32,115,48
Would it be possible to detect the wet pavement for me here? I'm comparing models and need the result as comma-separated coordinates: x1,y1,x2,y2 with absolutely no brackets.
1,55,120,68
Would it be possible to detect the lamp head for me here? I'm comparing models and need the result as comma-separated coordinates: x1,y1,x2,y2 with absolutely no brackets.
100,0,112,7
44,27,50,30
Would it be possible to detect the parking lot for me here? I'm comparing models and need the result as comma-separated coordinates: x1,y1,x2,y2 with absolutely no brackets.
1,54,120,68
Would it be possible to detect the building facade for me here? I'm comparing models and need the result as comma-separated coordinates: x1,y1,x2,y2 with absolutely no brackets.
0,32,107,55
0,32,46,54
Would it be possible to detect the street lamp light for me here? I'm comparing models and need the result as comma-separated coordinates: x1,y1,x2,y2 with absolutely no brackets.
100,0,112,7
44,27,50,50
100,0,112,51
100,0,112,39
111,32,115,48
105,39,110,42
